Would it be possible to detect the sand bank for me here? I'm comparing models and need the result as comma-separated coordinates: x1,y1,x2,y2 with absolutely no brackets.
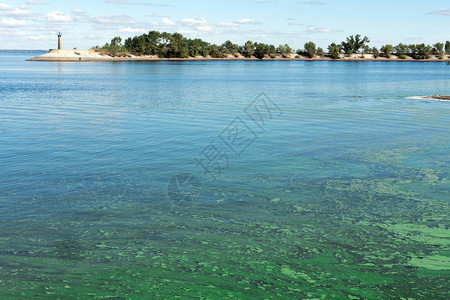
27,50,450,62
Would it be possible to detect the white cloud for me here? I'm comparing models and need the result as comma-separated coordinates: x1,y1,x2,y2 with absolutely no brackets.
26,0,48,5
119,27,147,33
235,18,261,25
307,26,331,33
46,11,71,22
91,15,135,25
4,6,35,18
160,17,174,26
0,19,28,26
26,34,50,40
0,3,13,10
195,25,213,32
217,22,238,27
429,9,450,16
71,8,89,22
181,18,209,27
216,18,261,28
177,18,214,34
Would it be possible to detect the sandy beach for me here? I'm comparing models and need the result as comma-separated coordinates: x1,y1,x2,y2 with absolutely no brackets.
27,49,450,62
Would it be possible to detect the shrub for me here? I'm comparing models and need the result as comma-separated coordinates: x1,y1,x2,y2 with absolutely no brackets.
327,43,341,59
380,44,393,58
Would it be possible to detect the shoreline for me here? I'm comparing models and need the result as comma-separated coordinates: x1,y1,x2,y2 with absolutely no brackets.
426,95,450,101
27,50,450,62
407,96,450,101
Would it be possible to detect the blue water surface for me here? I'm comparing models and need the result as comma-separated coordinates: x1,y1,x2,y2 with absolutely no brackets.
0,52,449,298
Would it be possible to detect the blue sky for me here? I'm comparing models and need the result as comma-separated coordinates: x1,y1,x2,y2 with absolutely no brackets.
0,0,449,50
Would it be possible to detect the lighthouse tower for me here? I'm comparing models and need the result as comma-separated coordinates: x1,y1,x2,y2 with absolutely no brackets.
57,32,62,50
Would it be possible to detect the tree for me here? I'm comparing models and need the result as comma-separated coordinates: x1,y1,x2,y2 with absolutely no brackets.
145,31,162,55
341,34,370,55
277,44,292,57
124,36,143,55
110,36,123,57
327,43,341,59
167,33,188,58
408,44,417,59
380,44,393,58
409,44,433,59
304,41,316,58
254,43,269,59
340,40,354,56
240,41,255,58
317,47,325,57
353,34,370,53
445,41,450,55
433,42,444,58
419,44,433,59
269,45,277,58
372,47,380,59
209,44,225,58
187,38,201,57
221,40,239,55
394,43,408,59
158,32,172,57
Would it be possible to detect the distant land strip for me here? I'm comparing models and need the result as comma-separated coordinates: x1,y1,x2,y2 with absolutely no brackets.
27,31,450,62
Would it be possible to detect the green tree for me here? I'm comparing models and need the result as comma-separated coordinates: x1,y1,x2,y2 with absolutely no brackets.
110,36,123,57
317,47,325,57
340,41,353,56
158,32,172,57
341,34,370,55
124,36,141,55
394,43,408,59
327,43,341,59
445,41,450,55
408,44,417,59
433,42,444,58
269,45,276,58
419,44,433,59
353,34,370,53
240,41,255,58
409,44,433,59
304,41,316,58
380,44,393,58
198,42,211,57
145,31,162,55
166,33,188,58
221,40,239,55
254,43,269,59
209,44,225,58
277,44,292,57
372,47,380,59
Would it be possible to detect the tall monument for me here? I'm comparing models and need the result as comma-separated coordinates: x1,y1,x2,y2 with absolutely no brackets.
57,32,62,50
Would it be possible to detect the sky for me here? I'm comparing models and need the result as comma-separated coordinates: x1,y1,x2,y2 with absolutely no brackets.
0,0,449,50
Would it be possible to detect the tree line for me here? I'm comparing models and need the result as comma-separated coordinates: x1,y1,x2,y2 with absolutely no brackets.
93,31,450,60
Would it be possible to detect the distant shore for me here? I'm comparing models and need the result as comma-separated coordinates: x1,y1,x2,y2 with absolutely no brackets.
27,50,450,62
407,95,450,101
428,95,450,101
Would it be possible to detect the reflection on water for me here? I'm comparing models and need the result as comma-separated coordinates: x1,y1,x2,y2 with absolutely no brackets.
0,52,449,298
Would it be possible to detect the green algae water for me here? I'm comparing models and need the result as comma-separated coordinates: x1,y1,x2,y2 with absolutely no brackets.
0,52,449,298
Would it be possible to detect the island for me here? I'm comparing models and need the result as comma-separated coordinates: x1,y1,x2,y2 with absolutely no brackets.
28,31,450,62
